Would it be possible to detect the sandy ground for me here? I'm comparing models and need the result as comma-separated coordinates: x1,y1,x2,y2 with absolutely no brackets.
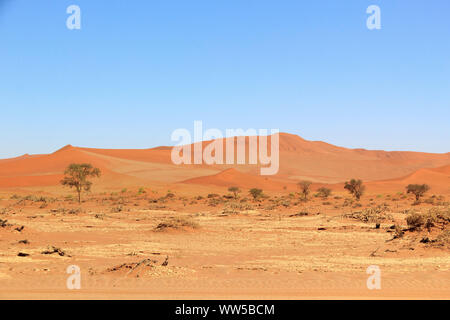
0,190,448,299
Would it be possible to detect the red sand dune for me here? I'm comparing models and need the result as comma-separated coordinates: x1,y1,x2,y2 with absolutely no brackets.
367,165,450,194
0,133,448,192
182,168,289,190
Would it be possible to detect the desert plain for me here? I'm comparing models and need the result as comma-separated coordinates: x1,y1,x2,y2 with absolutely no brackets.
0,133,449,299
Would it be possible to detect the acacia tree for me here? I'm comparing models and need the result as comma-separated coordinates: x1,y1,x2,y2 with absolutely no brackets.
406,184,430,201
60,163,101,203
344,179,365,200
228,186,241,200
298,181,312,200
249,188,263,201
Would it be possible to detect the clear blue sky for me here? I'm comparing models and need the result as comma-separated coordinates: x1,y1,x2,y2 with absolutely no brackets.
1,0,449,158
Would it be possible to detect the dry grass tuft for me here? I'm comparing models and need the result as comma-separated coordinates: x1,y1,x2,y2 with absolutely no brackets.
154,217,199,231
433,230,450,248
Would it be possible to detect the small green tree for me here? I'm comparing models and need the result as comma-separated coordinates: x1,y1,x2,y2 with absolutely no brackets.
60,163,101,203
228,186,241,199
344,179,365,200
297,181,312,200
249,188,263,201
406,184,430,201
317,187,332,199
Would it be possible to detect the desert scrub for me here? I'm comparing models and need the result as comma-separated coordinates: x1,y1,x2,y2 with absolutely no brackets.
136,187,147,195
280,200,291,208
50,207,82,215
429,206,450,223
148,204,166,210
154,217,199,231
15,195,57,205
110,205,123,213
433,230,450,248
406,212,425,230
393,224,404,239
316,187,332,198
222,202,253,214
342,206,393,223
208,197,222,207
405,210,439,231
342,198,354,207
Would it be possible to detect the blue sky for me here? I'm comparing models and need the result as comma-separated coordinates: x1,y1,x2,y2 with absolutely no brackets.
0,0,449,158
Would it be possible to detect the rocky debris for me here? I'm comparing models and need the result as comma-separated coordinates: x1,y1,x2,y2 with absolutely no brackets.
41,246,68,257
0,219,12,228
107,258,159,277
17,252,30,257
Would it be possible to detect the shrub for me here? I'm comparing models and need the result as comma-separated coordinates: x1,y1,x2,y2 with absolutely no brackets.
434,230,450,248
281,200,291,208
406,212,425,231
343,206,392,223
317,187,332,199
111,205,123,213
429,207,450,224
393,224,404,239
222,202,253,214
137,187,147,195
208,198,221,207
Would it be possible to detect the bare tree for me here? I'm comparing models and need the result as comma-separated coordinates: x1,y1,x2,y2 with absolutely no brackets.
298,181,312,200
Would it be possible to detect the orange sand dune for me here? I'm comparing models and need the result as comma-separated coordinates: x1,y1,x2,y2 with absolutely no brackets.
0,145,111,177
367,165,450,194
0,133,449,190
78,146,173,164
182,168,290,190
172,132,450,182
276,133,450,183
